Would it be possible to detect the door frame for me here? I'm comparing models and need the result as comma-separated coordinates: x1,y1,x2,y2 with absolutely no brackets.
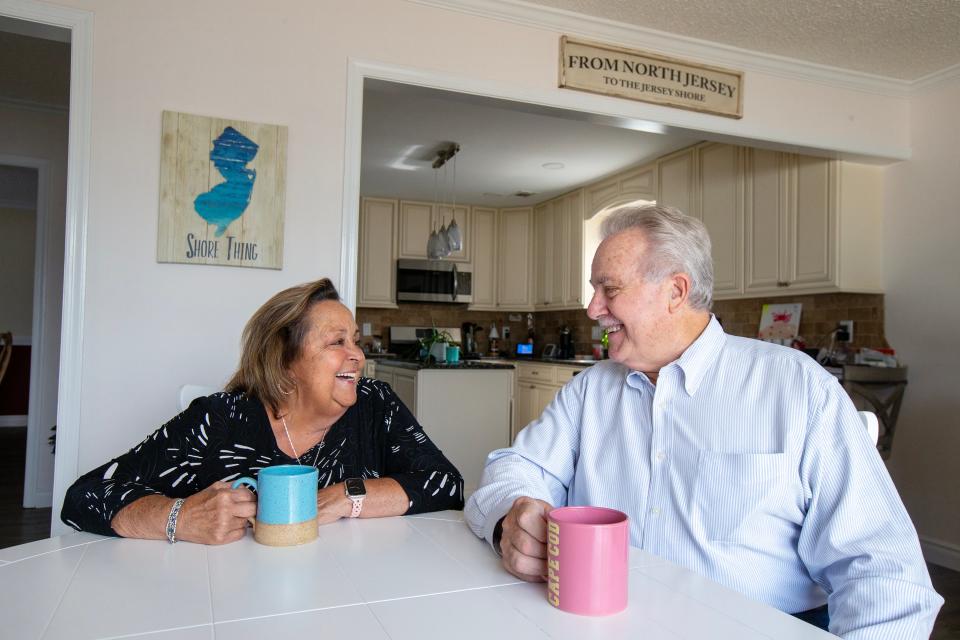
0,0,94,533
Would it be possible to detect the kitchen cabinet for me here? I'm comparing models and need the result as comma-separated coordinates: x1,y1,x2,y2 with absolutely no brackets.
651,143,881,299
697,143,743,298
496,206,535,310
515,381,557,441
743,150,837,295
657,147,698,216
357,197,398,308
391,369,417,414
534,202,553,309
397,200,471,263
533,190,585,310
563,189,584,307
469,207,498,310
513,362,587,441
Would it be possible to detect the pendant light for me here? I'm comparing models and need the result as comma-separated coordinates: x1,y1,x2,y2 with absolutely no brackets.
425,143,461,259
445,152,463,251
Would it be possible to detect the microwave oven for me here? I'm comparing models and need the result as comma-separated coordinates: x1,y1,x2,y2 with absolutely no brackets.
396,259,473,304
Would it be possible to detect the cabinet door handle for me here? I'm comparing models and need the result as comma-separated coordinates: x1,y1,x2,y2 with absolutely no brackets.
776,281,790,288
529,385,535,389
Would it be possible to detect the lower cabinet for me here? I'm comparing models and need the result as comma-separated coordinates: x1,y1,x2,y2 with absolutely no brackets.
391,370,417,416
513,362,587,441
515,382,559,441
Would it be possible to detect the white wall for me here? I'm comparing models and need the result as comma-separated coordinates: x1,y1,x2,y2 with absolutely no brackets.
0,205,36,334
884,76,960,567
44,0,923,529
0,104,67,503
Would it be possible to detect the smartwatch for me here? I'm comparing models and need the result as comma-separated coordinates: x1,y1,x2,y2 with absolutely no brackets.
345,477,366,518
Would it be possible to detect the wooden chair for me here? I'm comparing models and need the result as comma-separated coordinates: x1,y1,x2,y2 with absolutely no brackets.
0,332,13,387
858,410,880,446
843,365,908,460
178,384,219,411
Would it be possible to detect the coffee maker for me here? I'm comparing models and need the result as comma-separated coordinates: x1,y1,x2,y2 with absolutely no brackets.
461,322,481,359
559,326,575,359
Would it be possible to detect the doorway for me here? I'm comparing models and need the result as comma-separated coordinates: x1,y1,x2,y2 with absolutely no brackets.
0,16,71,545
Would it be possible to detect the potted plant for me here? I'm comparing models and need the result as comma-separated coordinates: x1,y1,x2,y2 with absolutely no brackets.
419,328,455,363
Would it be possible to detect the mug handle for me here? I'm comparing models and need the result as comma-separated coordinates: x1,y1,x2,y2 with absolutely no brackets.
231,477,258,529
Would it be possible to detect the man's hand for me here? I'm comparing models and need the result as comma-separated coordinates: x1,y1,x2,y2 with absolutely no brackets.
176,482,257,545
499,496,553,582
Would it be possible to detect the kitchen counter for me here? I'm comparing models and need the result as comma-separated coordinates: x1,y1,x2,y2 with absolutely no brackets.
375,359,515,371
488,356,601,366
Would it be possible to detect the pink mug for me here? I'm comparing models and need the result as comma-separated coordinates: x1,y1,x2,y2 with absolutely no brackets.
546,506,629,616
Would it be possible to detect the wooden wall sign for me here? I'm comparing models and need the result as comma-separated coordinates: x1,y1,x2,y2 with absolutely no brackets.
559,37,743,119
157,111,288,269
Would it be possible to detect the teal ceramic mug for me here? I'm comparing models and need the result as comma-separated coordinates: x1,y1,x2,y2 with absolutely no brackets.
232,465,318,546
446,345,461,363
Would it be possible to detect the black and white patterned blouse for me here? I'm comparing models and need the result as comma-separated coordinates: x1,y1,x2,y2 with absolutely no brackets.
61,378,464,536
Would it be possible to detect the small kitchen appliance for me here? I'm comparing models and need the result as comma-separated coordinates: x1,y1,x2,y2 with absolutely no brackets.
461,322,481,359
559,326,575,359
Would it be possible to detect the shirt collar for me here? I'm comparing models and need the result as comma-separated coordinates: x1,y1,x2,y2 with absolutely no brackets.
672,314,725,396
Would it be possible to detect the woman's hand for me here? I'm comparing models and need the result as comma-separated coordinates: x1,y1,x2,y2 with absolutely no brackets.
176,482,257,545
316,484,352,524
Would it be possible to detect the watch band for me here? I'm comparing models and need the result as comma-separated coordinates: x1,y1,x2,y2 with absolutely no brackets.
349,494,364,518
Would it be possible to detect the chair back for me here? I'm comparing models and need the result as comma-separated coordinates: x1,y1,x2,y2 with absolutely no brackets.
858,411,880,445
843,366,908,459
178,384,219,411
0,332,13,387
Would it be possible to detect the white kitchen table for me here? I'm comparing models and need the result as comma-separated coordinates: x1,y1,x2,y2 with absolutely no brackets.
0,511,834,640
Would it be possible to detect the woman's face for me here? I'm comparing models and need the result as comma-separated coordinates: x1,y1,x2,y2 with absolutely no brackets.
287,301,366,418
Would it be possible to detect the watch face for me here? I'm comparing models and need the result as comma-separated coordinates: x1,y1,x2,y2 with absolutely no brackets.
345,477,366,497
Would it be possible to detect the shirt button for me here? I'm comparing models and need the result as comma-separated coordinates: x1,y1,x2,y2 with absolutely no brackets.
650,507,661,516
655,451,666,461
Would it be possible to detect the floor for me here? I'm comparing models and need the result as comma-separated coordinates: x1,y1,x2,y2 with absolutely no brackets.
0,428,957,637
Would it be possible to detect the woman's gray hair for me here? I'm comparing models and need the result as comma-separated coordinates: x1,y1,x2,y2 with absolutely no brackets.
601,204,714,310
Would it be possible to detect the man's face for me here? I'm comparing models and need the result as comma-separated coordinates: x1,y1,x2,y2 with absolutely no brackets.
586,229,675,372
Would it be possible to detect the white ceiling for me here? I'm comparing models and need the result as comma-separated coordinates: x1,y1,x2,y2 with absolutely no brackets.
526,0,960,81
360,80,698,208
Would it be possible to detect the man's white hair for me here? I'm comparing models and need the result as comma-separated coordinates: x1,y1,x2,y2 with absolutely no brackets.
600,204,714,311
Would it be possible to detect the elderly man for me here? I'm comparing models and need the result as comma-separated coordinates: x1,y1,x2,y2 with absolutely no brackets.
465,205,942,638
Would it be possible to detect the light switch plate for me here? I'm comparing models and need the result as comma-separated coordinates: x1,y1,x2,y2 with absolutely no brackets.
362,322,372,337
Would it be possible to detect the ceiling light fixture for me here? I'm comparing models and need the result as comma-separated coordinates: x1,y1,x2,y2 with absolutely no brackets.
427,143,462,259
542,162,565,170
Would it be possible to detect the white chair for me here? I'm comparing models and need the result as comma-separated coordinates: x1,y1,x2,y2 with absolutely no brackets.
178,384,219,411
859,410,880,446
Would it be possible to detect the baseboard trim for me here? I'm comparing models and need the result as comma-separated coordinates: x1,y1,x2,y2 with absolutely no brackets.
0,415,28,428
920,535,960,572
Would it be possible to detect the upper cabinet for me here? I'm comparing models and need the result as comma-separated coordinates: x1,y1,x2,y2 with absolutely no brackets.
655,142,882,300
657,147,699,216
697,143,744,298
357,197,398,309
469,207,498,311
497,207,535,310
533,190,585,310
397,200,471,263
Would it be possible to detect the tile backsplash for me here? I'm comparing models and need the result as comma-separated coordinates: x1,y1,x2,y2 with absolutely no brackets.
357,292,886,357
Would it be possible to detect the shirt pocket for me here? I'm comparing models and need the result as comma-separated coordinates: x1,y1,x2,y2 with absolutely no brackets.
693,450,786,542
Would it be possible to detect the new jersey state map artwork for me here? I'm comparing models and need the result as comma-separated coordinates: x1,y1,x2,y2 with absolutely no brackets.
157,111,287,269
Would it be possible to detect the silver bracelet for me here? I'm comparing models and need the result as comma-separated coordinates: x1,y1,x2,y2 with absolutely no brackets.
165,498,185,544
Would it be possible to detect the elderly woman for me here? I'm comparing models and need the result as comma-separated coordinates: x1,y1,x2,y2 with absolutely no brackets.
61,279,464,544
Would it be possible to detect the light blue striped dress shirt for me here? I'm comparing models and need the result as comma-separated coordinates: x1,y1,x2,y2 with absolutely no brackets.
465,317,942,639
